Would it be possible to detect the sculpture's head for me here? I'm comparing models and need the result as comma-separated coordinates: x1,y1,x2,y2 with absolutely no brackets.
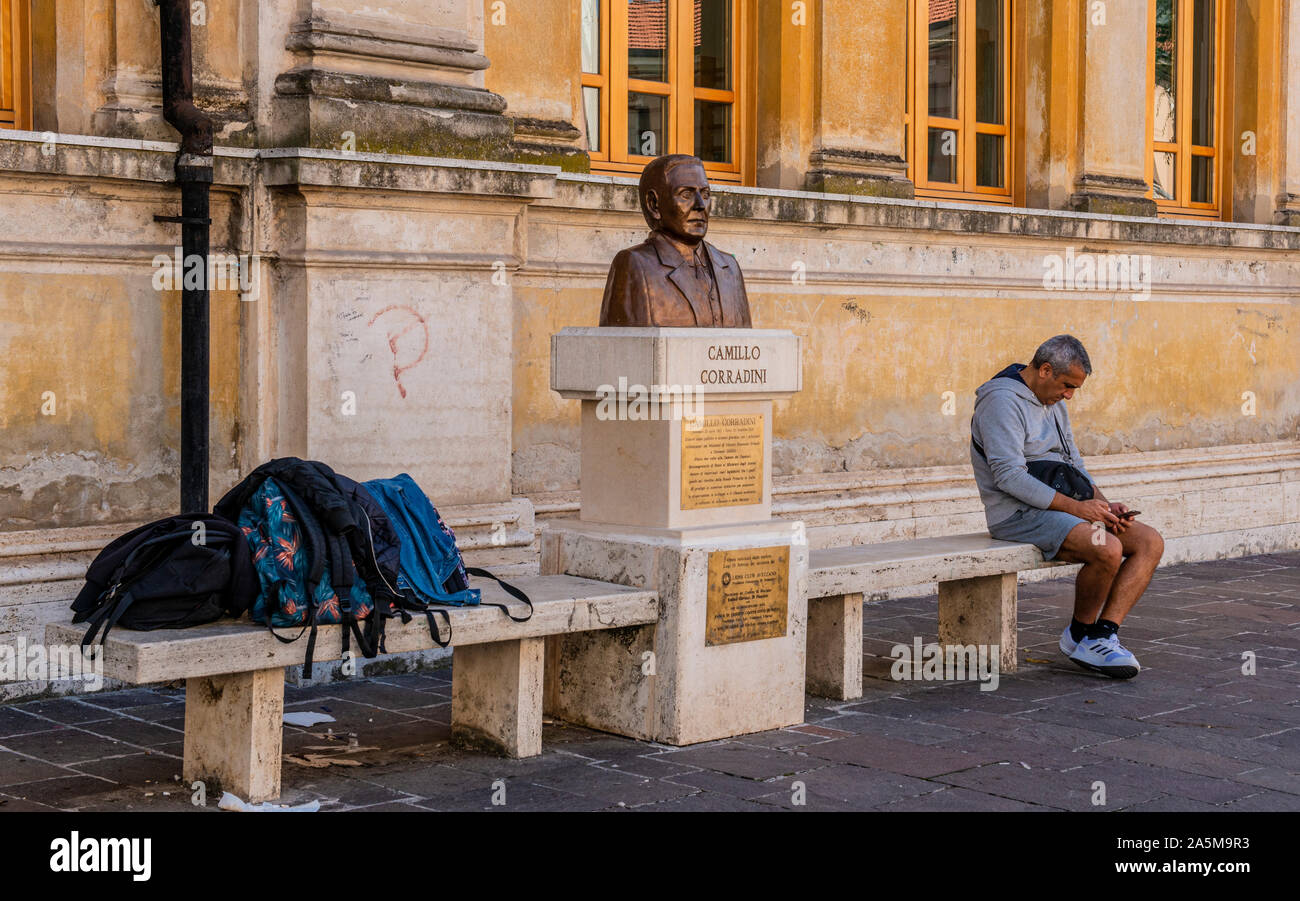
639,154,711,245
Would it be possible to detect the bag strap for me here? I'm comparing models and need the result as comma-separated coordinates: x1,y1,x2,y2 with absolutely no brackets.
1051,413,1073,464
301,606,319,681
465,567,534,623
80,587,135,650
260,585,319,681
424,609,452,648
395,589,453,647
277,482,327,588
972,413,1074,465
344,608,379,660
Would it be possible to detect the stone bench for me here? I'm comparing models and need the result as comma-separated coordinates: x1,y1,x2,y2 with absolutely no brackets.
46,574,658,802
806,533,1067,700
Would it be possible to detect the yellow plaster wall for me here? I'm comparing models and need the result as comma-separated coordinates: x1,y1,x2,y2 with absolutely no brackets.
483,0,582,128
511,280,1299,493
0,273,242,528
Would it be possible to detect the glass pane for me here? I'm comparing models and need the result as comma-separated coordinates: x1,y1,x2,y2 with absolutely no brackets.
1191,155,1213,203
628,0,669,82
976,132,1003,188
696,0,732,90
582,0,601,74
583,86,601,153
1153,151,1176,200
928,0,959,119
1192,0,1215,147
1154,0,1177,143
975,0,1003,124
629,92,667,157
928,127,958,183
695,100,731,163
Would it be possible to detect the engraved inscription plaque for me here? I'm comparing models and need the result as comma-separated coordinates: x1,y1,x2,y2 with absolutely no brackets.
680,413,764,510
705,545,790,646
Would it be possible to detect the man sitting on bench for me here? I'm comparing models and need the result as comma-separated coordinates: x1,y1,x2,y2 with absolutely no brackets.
970,334,1164,678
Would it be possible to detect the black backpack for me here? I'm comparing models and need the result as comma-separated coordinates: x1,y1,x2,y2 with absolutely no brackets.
214,457,406,677
72,514,256,650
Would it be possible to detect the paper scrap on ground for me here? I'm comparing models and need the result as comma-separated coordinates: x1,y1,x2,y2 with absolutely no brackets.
218,792,320,813
283,712,336,727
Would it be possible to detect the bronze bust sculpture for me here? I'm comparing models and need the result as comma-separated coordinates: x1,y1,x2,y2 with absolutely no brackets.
598,154,753,328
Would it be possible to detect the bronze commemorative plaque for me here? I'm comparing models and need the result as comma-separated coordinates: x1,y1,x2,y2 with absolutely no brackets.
705,545,790,646
680,413,764,510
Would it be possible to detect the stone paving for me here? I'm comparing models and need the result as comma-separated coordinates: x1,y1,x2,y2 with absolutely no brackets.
1,550,1297,812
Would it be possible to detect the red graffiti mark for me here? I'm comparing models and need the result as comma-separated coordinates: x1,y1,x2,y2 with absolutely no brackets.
367,305,429,399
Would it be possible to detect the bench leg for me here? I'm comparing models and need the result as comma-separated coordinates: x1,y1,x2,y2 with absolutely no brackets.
806,593,863,700
183,668,284,803
938,573,1018,674
452,638,544,758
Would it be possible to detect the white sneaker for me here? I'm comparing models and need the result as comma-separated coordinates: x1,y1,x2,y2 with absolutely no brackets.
1068,633,1140,679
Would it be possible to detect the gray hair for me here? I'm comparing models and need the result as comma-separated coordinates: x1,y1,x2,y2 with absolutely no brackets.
1031,334,1092,376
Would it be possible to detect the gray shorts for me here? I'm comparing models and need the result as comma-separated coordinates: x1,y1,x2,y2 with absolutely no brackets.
988,507,1087,560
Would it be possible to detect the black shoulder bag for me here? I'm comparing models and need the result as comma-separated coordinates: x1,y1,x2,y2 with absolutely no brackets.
972,413,1094,501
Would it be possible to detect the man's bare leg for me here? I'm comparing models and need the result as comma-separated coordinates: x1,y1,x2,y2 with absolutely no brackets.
1054,522,1123,624
1098,520,1165,626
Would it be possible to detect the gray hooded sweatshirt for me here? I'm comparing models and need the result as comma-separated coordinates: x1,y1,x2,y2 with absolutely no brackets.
970,363,1095,529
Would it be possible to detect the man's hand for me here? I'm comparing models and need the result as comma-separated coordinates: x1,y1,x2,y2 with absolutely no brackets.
1074,497,1119,529
1107,502,1131,534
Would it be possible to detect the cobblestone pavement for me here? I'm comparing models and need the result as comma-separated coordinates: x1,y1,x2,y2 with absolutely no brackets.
2,551,1297,812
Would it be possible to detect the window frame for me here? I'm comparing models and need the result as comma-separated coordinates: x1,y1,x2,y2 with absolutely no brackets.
1145,0,1225,219
905,0,1014,204
0,0,32,130
581,0,751,185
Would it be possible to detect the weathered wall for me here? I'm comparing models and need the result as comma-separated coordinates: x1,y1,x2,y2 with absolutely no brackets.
511,175,1300,494
0,139,245,530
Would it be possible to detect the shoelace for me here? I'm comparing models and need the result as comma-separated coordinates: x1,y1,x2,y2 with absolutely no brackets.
1083,635,1130,660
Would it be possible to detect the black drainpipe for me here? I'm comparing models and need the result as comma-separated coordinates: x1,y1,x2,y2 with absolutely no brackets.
154,0,214,513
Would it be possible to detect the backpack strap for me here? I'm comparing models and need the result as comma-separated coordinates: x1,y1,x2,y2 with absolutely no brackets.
277,482,327,590
259,585,319,681
91,589,139,649
424,608,452,647
464,567,534,623
301,604,319,681
79,586,134,650
371,611,388,656
344,610,379,660
329,534,352,590
393,589,453,647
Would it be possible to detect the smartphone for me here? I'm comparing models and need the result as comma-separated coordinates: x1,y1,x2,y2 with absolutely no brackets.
1119,510,1141,520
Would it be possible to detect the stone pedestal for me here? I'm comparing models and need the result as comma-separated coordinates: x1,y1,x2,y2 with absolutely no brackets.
552,327,801,529
545,327,806,744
